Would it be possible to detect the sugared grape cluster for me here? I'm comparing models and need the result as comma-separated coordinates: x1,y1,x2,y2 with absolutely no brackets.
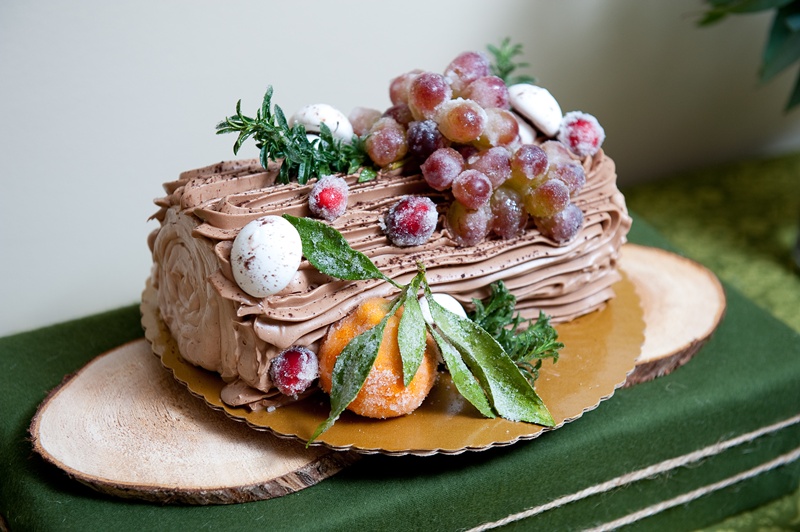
354,50,603,247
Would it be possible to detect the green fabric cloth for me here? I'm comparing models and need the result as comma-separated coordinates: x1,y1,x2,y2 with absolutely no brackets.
624,151,800,532
2,213,799,531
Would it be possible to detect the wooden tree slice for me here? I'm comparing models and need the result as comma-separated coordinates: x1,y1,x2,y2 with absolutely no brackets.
620,244,726,386
30,339,359,505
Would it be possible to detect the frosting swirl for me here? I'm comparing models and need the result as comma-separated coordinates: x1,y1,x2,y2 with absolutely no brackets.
149,151,630,401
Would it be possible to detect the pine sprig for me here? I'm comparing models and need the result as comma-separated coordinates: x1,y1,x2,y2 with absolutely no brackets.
470,281,562,384
215,86,374,184
487,37,536,86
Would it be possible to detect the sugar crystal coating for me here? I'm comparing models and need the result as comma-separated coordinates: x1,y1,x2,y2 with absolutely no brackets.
462,75,511,109
309,175,349,221
445,201,492,247
534,202,584,243
444,51,491,95
269,346,319,397
421,147,464,191
407,119,448,161
558,111,605,157
382,196,438,247
453,169,492,209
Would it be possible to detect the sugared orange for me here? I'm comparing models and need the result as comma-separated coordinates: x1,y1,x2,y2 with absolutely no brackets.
318,297,438,419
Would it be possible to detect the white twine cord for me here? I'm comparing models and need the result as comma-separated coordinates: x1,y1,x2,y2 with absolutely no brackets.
467,413,800,532
585,446,800,532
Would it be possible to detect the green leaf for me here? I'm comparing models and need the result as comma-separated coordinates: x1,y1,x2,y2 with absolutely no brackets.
786,11,800,30
429,290,554,426
358,167,378,183
397,274,426,386
260,86,273,118
428,327,495,419
761,3,800,82
309,298,403,443
274,104,289,130
282,215,399,287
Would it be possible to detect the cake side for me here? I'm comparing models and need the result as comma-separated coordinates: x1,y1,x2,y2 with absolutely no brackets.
148,149,629,404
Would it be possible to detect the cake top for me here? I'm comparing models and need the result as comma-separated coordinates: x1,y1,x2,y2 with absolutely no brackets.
215,39,605,253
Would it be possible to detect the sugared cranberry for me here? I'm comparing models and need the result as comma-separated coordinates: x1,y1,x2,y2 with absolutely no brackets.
557,111,605,157
382,196,438,247
309,175,348,221
269,346,319,398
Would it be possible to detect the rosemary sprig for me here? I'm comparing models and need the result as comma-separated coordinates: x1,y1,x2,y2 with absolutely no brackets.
215,86,374,184
487,37,536,86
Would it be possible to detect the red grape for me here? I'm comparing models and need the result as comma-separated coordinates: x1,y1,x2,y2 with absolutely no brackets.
490,186,528,239
365,117,408,167
461,76,510,109
476,108,519,148
421,147,464,191
389,69,423,105
466,146,511,188
452,169,492,209
407,120,448,160
524,179,570,218
534,202,584,243
349,107,382,137
445,200,491,246
436,98,487,143
548,161,586,196
383,103,414,127
507,144,549,191
409,72,452,120
443,51,491,95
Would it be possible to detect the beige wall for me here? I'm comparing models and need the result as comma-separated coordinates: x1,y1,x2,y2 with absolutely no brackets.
2,0,798,335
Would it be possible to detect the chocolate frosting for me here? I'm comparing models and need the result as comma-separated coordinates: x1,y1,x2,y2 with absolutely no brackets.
149,151,630,399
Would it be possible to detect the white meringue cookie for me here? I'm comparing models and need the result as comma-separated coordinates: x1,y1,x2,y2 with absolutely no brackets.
418,293,468,325
508,84,562,137
230,216,302,298
511,111,538,145
289,103,354,142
